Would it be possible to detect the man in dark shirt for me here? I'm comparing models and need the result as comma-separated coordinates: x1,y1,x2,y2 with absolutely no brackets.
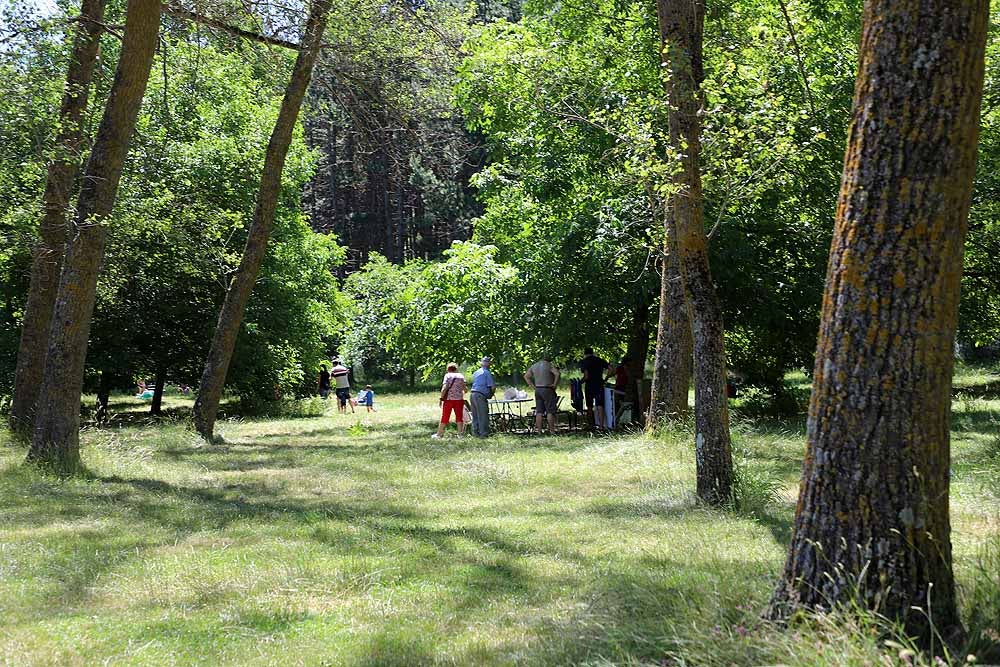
580,347,611,429
318,366,331,399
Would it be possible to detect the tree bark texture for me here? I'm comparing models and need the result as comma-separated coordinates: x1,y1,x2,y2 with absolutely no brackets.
192,0,333,440
27,0,161,473
623,292,652,424
150,367,166,415
9,0,107,435
657,0,733,505
95,370,112,423
649,208,692,425
768,0,988,638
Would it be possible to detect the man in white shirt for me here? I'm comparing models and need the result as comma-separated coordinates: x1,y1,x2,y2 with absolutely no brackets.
331,358,353,414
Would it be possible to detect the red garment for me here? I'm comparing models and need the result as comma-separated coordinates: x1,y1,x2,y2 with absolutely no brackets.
441,399,465,424
615,365,629,392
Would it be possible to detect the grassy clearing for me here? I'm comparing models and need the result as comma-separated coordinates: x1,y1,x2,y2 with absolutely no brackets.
1,370,999,666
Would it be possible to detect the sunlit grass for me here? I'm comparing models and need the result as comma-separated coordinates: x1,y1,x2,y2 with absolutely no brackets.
1,369,998,665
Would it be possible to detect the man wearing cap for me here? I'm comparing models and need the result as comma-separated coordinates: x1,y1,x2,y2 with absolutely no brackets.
470,356,496,437
331,358,353,414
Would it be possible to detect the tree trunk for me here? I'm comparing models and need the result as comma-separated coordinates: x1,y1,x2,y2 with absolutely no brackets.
396,163,405,261
649,207,692,426
623,292,652,424
27,0,161,474
8,0,107,436
657,0,733,505
95,370,112,423
768,0,987,640
192,0,333,440
150,367,166,415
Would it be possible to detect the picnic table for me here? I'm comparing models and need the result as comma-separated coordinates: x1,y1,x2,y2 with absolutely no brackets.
489,397,532,433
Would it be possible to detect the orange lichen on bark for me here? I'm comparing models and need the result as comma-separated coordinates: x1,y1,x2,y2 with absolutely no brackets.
769,0,988,639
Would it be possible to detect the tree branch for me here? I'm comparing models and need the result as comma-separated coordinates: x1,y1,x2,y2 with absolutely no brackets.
777,0,816,116
161,2,301,50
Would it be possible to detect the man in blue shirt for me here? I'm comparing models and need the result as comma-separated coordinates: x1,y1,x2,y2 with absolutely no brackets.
470,356,496,437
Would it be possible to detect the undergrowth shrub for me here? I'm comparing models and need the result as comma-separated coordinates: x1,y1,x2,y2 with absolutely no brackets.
732,384,808,419
730,449,782,517
964,537,1000,662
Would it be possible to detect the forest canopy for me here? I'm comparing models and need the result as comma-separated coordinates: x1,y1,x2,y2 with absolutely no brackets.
1,0,1000,402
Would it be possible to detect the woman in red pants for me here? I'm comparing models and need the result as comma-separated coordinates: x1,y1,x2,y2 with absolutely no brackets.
433,362,467,438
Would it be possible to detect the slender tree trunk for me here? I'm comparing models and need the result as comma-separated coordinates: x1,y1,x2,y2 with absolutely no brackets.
657,0,733,505
27,0,161,473
382,150,392,261
150,367,166,415
327,119,337,219
623,293,652,424
192,0,333,440
769,0,988,640
649,207,692,425
396,164,405,261
95,370,112,423
8,0,107,436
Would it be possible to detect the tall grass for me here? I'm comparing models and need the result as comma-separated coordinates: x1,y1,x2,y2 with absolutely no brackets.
0,374,998,666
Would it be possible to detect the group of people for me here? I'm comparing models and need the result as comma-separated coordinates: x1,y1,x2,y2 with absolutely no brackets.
433,356,497,439
434,348,629,438
317,349,627,434
318,359,375,413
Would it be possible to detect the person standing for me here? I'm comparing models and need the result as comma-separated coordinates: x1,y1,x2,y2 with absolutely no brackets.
524,354,561,435
318,365,331,399
434,362,467,438
580,347,610,429
331,358,353,414
470,356,496,437
358,384,376,412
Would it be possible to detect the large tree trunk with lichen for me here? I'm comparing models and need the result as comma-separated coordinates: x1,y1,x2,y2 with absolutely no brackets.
768,0,988,640
649,207,692,425
657,0,732,505
8,0,107,436
27,0,161,474
192,0,333,440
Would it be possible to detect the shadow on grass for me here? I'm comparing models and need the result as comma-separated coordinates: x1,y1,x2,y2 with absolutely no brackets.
80,403,191,430
757,510,794,548
952,408,1000,435
584,495,699,520
953,380,1000,400
7,411,992,665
